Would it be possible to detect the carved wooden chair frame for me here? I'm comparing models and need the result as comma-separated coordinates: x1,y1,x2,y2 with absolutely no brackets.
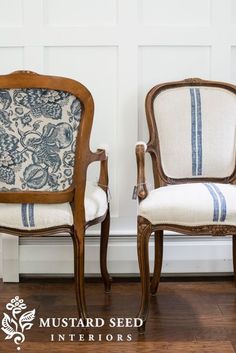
136,78,236,333
0,70,112,321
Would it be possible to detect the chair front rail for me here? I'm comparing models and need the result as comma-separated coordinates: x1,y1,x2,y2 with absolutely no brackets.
150,222,236,237
0,225,74,237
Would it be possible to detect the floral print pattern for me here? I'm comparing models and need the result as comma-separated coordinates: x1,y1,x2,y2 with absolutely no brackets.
0,88,82,191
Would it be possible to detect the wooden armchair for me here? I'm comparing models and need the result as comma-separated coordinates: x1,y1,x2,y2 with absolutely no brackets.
0,70,112,320
136,78,236,333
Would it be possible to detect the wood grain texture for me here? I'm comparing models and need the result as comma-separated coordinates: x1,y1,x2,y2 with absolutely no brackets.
0,341,233,353
1,279,236,352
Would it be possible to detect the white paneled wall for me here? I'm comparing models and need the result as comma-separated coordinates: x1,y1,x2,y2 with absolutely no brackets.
45,0,117,26
141,0,211,25
1,0,236,278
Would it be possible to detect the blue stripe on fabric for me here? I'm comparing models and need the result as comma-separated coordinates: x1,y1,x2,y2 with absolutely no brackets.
204,183,219,222
196,88,202,175
28,204,35,227
210,184,227,222
21,204,28,227
190,88,197,176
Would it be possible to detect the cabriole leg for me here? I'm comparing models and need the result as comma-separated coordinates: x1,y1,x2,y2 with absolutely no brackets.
150,230,163,295
72,227,87,321
100,208,112,292
137,217,152,334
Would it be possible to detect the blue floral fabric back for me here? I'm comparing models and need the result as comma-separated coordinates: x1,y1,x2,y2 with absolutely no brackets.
0,88,82,191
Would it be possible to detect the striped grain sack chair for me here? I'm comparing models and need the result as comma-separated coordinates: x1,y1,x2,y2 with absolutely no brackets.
135,78,236,333
0,70,111,320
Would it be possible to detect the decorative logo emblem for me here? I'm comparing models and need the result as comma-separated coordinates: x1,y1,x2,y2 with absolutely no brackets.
1,296,35,351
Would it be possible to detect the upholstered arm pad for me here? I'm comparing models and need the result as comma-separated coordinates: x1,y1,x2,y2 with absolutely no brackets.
136,141,147,152
136,142,148,200
97,143,109,157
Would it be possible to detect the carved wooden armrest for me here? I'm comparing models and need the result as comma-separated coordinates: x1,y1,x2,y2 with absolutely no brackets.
90,144,109,193
136,142,148,200
90,144,108,162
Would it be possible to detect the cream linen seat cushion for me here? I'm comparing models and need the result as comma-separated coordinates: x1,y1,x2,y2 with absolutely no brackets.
139,183,236,226
0,182,108,230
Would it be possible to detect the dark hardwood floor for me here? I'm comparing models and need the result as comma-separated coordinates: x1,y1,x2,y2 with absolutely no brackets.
0,277,236,352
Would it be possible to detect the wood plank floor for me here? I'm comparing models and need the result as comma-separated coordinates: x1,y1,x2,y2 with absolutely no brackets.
0,278,236,352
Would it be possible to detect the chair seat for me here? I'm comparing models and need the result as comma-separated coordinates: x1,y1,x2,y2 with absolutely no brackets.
0,182,108,230
138,183,236,226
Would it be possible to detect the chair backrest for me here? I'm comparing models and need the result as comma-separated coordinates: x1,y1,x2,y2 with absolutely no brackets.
0,71,94,203
145,78,236,185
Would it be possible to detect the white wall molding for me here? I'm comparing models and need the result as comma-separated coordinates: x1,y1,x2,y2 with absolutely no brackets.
2,235,19,282
15,235,233,277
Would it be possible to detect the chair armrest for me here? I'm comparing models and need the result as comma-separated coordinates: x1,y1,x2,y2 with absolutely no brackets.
90,147,108,162
136,141,148,200
90,144,109,193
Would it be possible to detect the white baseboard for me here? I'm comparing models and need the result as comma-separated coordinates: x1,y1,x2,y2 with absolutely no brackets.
16,235,234,277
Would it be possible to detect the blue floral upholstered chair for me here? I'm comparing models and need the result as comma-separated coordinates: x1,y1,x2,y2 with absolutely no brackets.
0,70,111,320
135,78,236,333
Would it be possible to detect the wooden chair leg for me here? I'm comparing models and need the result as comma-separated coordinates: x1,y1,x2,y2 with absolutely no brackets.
233,235,236,282
100,208,112,292
72,228,87,321
150,230,163,295
137,217,152,334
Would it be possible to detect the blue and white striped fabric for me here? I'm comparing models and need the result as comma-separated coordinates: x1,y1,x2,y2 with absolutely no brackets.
21,204,35,227
190,88,202,176
204,183,226,222
0,182,108,230
139,183,236,226
153,86,236,179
